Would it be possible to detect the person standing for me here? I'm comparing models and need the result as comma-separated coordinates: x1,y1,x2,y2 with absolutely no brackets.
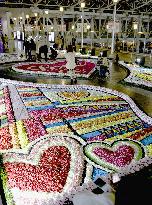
61,36,64,50
30,38,36,61
9,32,15,53
23,37,31,60
115,53,119,65
4,34,8,51
38,34,49,62
66,32,72,48
65,45,77,85
1,34,5,52
55,35,60,49
50,47,58,60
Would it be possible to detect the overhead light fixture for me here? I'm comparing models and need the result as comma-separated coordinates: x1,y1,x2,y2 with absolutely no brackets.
72,25,75,29
81,2,85,8
113,0,119,3
60,6,64,12
34,13,38,17
45,10,49,14
133,23,138,30
51,26,53,29
13,17,17,21
87,25,90,29
19,17,23,20
26,15,29,19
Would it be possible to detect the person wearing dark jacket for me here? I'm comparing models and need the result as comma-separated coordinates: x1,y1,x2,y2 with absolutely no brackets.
23,38,31,60
38,45,48,62
115,53,119,65
50,47,58,60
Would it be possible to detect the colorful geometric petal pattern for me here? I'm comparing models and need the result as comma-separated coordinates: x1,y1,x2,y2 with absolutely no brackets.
0,83,152,205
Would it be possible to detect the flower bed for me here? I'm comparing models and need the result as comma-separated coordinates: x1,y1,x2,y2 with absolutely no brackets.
119,61,152,89
12,60,96,78
0,80,152,204
0,53,26,64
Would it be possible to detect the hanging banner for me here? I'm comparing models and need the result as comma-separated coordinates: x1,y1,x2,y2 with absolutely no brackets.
107,21,120,33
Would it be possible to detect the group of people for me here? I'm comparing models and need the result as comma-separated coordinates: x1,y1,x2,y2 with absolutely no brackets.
23,35,58,62
23,34,114,85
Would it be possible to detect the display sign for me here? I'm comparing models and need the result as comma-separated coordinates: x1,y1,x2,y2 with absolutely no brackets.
49,32,55,42
22,32,24,41
17,31,20,40
14,32,17,39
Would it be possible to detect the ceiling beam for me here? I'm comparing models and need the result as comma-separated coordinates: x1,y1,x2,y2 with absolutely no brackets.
131,0,152,10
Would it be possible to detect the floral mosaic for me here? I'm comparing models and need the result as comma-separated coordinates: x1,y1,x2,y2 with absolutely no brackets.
119,61,152,89
0,80,152,204
12,60,96,78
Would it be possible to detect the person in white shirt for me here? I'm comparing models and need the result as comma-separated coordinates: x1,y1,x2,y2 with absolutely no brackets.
65,45,77,84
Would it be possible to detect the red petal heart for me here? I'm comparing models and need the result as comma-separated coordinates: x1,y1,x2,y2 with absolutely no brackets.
93,145,135,167
4,146,71,192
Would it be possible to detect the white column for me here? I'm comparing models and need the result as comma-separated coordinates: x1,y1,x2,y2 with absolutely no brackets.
22,12,25,32
61,15,64,36
54,17,58,37
111,3,117,55
43,16,45,29
147,20,150,35
99,15,101,37
136,17,141,53
35,16,39,38
6,12,11,52
81,9,84,49
91,17,94,50
106,24,109,48
143,38,146,53
133,31,136,53
46,16,49,35
125,18,128,35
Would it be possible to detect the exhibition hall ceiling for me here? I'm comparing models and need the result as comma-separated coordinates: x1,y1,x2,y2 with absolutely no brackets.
0,0,152,13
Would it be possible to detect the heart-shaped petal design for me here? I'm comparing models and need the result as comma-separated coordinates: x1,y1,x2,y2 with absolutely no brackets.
3,135,84,205
84,139,146,172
